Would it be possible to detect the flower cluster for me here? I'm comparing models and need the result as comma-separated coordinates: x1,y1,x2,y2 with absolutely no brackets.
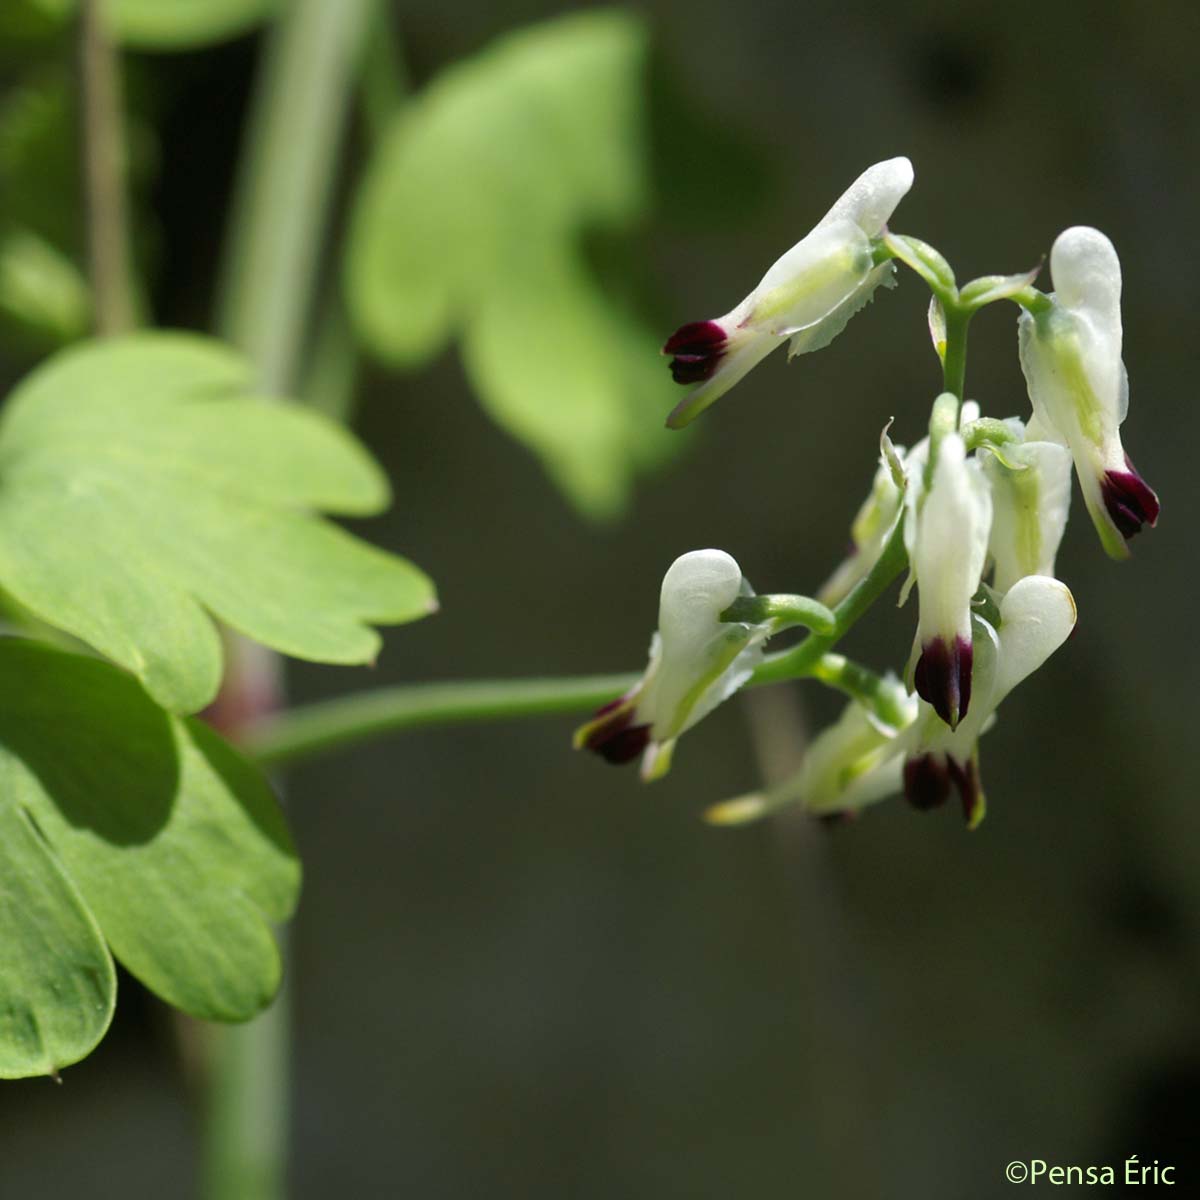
577,159,1158,829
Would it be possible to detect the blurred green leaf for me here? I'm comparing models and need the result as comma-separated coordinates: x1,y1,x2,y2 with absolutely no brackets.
0,332,436,713
13,0,278,49
346,10,679,519
0,227,91,344
0,70,82,257
0,638,298,1078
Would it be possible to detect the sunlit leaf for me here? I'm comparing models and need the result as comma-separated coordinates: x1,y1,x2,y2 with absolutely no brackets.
346,10,678,519
0,639,299,1078
0,333,436,713
0,797,114,1079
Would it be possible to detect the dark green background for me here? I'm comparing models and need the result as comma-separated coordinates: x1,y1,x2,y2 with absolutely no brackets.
2,0,1197,1195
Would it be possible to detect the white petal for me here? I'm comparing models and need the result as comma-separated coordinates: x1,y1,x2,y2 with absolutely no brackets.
912,434,992,645
820,156,915,236
983,440,1072,592
658,549,743,645
640,549,769,742
748,218,872,335
787,261,896,359
992,576,1077,702
1050,226,1121,327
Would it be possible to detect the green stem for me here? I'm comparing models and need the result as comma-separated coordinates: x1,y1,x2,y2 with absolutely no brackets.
749,515,909,687
245,673,638,768
203,3,380,1199
809,653,909,729
940,303,970,406
721,593,836,635
79,0,136,335
203,1000,290,1199
215,0,376,391
243,526,910,771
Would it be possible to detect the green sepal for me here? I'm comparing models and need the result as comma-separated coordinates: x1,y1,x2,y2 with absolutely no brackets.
959,265,1042,311
963,417,1027,468
882,233,957,299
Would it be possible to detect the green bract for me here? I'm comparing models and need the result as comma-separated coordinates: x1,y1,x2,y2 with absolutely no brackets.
346,10,677,518
0,332,435,712
0,640,298,1079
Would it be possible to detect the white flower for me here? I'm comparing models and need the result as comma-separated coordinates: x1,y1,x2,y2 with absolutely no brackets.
705,676,916,826
902,575,1077,827
663,157,914,428
904,431,992,729
706,577,1076,829
574,549,772,781
1017,226,1159,559
980,422,1072,594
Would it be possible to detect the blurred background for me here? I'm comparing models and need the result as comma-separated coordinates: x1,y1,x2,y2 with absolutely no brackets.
2,0,1198,1195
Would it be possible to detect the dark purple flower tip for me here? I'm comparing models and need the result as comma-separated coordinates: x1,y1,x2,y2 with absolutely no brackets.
913,635,973,729
581,699,651,766
663,320,727,385
905,752,984,825
946,755,984,828
903,753,952,811
1101,455,1160,540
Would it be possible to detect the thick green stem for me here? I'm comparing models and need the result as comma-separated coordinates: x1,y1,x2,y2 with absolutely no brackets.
79,0,136,335
203,3,379,1199
215,0,375,391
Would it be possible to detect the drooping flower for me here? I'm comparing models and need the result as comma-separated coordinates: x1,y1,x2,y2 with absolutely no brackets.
663,157,915,429
706,576,1076,829
901,575,1077,827
978,419,1073,593
574,549,772,781
705,675,916,826
1017,226,1159,559
904,431,992,729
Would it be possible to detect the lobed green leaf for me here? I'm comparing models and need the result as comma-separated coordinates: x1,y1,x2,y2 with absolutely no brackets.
346,10,679,519
0,640,299,1078
0,332,436,712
